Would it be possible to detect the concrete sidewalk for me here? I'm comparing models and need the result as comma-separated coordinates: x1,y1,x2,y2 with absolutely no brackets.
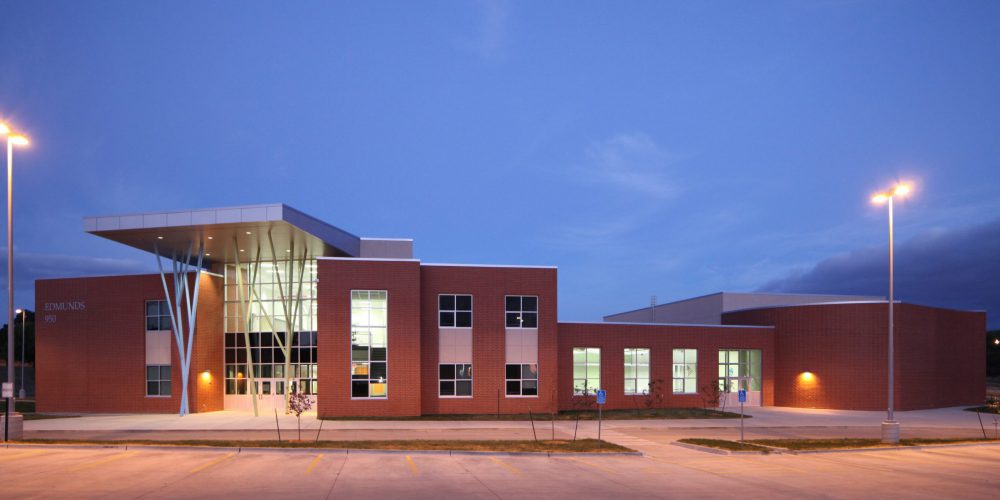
26,406,993,432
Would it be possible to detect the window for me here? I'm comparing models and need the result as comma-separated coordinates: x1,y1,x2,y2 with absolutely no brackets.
718,349,762,393
505,295,538,328
672,349,697,394
439,294,472,327
572,348,601,395
505,363,538,396
624,348,650,395
146,365,171,396
145,300,172,331
351,290,388,399
439,364,472,397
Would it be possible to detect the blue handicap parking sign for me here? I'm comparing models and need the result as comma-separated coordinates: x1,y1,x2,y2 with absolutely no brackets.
738,389,747,403
596,389,607,405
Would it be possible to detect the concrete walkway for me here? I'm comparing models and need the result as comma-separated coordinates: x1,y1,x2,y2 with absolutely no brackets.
26,406,994,432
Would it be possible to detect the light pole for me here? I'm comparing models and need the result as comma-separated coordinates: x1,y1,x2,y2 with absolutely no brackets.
1,123,29,430
15,309,24,399
871,183,910,444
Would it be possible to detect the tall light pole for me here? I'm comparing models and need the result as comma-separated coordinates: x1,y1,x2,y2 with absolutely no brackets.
871,182,910,444
15,309,24,399
1,123,29,421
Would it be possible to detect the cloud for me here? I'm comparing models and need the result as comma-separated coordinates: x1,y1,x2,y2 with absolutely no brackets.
758,218,1000,328
581,133,680,199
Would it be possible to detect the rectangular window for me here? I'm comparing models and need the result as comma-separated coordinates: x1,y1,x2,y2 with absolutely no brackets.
505,295,538,328
672,349,698,394
351,290,388,399
718,349,762,393
572,347,601,395
439,364,473,397
145,300,172,331
439,294,473,328
624,348,650,395
505,363,538,396
146,365,171,396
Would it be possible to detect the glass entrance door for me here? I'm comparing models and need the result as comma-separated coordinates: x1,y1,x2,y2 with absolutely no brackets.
718,349,762,407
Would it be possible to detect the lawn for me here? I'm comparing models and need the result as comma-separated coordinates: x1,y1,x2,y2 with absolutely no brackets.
321,407,742,421
16,438,632,453
742,437,1000,451
678,438,772,453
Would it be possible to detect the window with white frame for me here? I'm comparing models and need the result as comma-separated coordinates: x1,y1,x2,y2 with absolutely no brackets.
624,348,650,395
145,300,171,331
351,290,388,399
439,294,472,327
439,363,472,397
572,347,601,395
146,365,171,396
672,349,697,394
505,363,538,396
505,296,538,328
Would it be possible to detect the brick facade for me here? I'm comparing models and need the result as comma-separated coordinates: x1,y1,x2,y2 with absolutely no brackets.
723,302,986,411
34,262,985,415
35,272,223,414
556,322,775,411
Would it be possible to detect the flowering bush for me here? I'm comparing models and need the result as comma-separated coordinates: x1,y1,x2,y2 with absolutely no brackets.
288,391,313,440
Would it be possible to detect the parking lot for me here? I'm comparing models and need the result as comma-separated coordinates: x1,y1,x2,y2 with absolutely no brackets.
2,442,999,499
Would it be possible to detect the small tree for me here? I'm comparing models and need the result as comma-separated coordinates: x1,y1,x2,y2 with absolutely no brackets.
699,382,721,409
288,391,313,440
570,381,596,412
643,379,665,411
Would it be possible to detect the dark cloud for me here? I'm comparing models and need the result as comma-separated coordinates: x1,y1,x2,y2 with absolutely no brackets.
759,218,1000,329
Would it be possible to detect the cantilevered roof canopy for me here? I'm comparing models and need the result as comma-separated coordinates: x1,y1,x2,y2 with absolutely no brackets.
84,204,361,267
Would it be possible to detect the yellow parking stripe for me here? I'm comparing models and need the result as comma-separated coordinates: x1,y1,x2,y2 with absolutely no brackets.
490,456,520,475
306,454,323,475
564,457,618,475
0,450,46,461
405,455,419,476
68,452,130,472
190,453,236,475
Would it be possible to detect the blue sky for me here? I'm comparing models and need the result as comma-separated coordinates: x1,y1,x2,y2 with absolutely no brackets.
1,1,998,326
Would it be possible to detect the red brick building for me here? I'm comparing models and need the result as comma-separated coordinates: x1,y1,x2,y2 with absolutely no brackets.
33,205,987,416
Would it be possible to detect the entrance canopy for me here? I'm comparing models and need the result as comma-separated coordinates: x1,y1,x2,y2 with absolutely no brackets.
84,204,364,267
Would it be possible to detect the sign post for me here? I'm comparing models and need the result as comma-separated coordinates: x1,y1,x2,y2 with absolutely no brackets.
738,388,747,442
2,382,12,441
596,389,607,441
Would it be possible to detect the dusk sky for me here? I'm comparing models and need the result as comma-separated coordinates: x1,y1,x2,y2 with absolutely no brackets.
1,1,998,326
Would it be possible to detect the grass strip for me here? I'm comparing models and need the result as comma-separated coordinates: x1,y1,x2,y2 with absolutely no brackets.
322,408,742,421
749,437,1000,450
14,438,632,453
677,438,771,453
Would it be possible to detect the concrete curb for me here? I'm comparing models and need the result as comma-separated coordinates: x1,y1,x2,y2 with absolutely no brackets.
671,440,1000,456
0,442,642,457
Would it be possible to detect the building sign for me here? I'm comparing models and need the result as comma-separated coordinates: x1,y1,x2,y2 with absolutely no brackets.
43,301,87,323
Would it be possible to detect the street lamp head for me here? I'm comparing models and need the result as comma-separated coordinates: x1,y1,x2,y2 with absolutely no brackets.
8,134,29,146
0,123,9,135
15,309,21,314
871,193,889,204
893,184,911,197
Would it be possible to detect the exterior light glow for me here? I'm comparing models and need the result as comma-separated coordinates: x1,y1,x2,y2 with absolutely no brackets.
15,308,21,314
893,184,911,197
0,123,9,135
871,193,889,204
200,370,211,382
245,231,252,235
205,253,211,256
994,339,999,345
8,134,29,146
207,236,213,240
157,236,164,240
800,371,814,381
239,249,245,252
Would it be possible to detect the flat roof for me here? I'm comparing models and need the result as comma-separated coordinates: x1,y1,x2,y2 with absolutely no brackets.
84,203,361,267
